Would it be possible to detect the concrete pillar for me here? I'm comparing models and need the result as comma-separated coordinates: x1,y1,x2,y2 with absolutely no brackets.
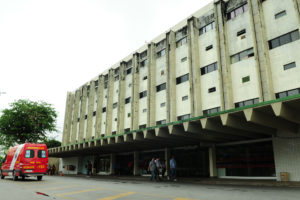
248,0,274,101
86,81,95,141
95,75,104,138
132,53,140,130
133,151,140,176
214,1,234,110
109,153,116,175
167,31,177,122
165,148,171,176
62,92,74,146
71,89,81,144
105,69,114,136
209,145,217,178
148,43,156,127
117,62,126,133
79,85,88,142
188,17,202,117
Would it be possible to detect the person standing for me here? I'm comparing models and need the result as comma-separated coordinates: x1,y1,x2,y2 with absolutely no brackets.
155,157,162,181
170,156,177,181
86,160,92,176
161,159,166,179
148,157,156,181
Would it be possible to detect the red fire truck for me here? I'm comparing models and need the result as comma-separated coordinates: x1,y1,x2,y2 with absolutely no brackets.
0,143,48,181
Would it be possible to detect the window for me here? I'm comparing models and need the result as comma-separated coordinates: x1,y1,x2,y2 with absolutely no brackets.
230,48,254,64
201,62,218,75
139,91,147,98
160,102,166,107
25,150,34,158
114,67,120,75
242,76,250,83
157,49,166,58
227,3,248,20
124,128,130,132
284,62,296,70
142,108,147,113
177,114,190,121
114,118,117,121
161,70,165,76
237,29,246,36
126,68,132,75
235,98,259,108
176,37,187,48
203,107,221,115
77,118,80,122
181,57,187,62
199,22,215,35
127,113,131,117
275,88,300,99
113,103,118,109
139,124,146,129
104,82,108,89
156,120,166,125
38,150,46,158
176,74,189,85
156,83,166,92
208,87,216,93
140,59,147,67
84,115,87,119
95,80,98,89
102,107,106,113
182,95,188,101
206,45,213,51
112,131,116,135
125,97,131,104
143,76,147,80
93,111,96,116
128,83,132,87
269,30,300,50
275,10,286,19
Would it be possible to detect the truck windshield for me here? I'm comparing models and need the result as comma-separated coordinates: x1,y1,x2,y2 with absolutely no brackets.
25,150,35,158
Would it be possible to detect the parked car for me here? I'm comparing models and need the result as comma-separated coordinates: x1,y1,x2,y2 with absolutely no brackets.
0,143,48,181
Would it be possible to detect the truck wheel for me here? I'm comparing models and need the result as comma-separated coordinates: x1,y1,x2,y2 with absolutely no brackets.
21,175,25,180
0,171,4,179
37,176,42,181
13,171,18,181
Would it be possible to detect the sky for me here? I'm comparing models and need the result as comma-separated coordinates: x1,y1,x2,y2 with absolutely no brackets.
0,0,212,141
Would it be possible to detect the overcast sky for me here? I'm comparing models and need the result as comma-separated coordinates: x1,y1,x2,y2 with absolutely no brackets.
0,0,211,141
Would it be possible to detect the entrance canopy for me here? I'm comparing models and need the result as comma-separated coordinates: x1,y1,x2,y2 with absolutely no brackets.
49,95,300,157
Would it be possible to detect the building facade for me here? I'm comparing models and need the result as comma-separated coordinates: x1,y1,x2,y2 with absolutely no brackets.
50,0,300,181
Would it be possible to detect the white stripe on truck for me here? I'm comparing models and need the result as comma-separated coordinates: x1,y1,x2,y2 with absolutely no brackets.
9,144,24,176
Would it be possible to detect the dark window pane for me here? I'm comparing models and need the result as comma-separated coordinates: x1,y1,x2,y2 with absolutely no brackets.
275,10,286,19
279,34,291,46
291,30,300,41
38,150,46,158
231,11,235,19
253,98,259,104
279,92,287,98
269,38,280,49
25,150,35,158
231,54,240,63
284,62,296,70
200,67,206,75
235,6,243,16
243,4,248,12
239,50,248,60
287,89,299,96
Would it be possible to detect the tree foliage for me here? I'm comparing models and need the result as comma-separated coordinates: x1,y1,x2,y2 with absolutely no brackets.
0,99,57,147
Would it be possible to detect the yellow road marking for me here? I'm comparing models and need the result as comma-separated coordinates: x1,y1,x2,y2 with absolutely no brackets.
40,185,79,191
55,187,103,197
97,192,136,200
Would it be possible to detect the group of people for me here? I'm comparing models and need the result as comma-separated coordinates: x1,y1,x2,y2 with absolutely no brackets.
148,156,176,181
47,164,57,175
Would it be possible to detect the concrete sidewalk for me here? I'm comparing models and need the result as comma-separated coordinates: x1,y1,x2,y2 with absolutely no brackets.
59,174,300,188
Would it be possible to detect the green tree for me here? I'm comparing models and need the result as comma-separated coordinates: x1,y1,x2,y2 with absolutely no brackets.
43,138,61,148
0,99,57,147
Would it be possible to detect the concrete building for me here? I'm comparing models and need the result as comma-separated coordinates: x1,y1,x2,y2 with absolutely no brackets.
49,0,300,181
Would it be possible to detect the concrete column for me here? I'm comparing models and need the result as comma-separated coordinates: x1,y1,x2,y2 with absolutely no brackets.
86,81,95,141
71,89,81,144
165,148,171,176
188,17,202,117
209,145,217,178
133,151,140,176
214,1,234,110
132,54,140,130
79,85,88,143
148,43,156,126
167,31,177,122
62,92,74,146
109,153,116,175
105,69,114,136
95,75,104,138
293,0,300,28
248,0,274,101
117,62,126,133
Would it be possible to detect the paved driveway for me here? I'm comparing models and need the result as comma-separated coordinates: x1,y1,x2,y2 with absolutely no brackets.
1,175,300,200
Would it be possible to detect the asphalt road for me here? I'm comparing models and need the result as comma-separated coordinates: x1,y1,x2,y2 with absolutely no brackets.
0,175,300,200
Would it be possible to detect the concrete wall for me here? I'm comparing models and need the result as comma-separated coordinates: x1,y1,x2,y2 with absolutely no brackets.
273,127,300,181
59,157,79,175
